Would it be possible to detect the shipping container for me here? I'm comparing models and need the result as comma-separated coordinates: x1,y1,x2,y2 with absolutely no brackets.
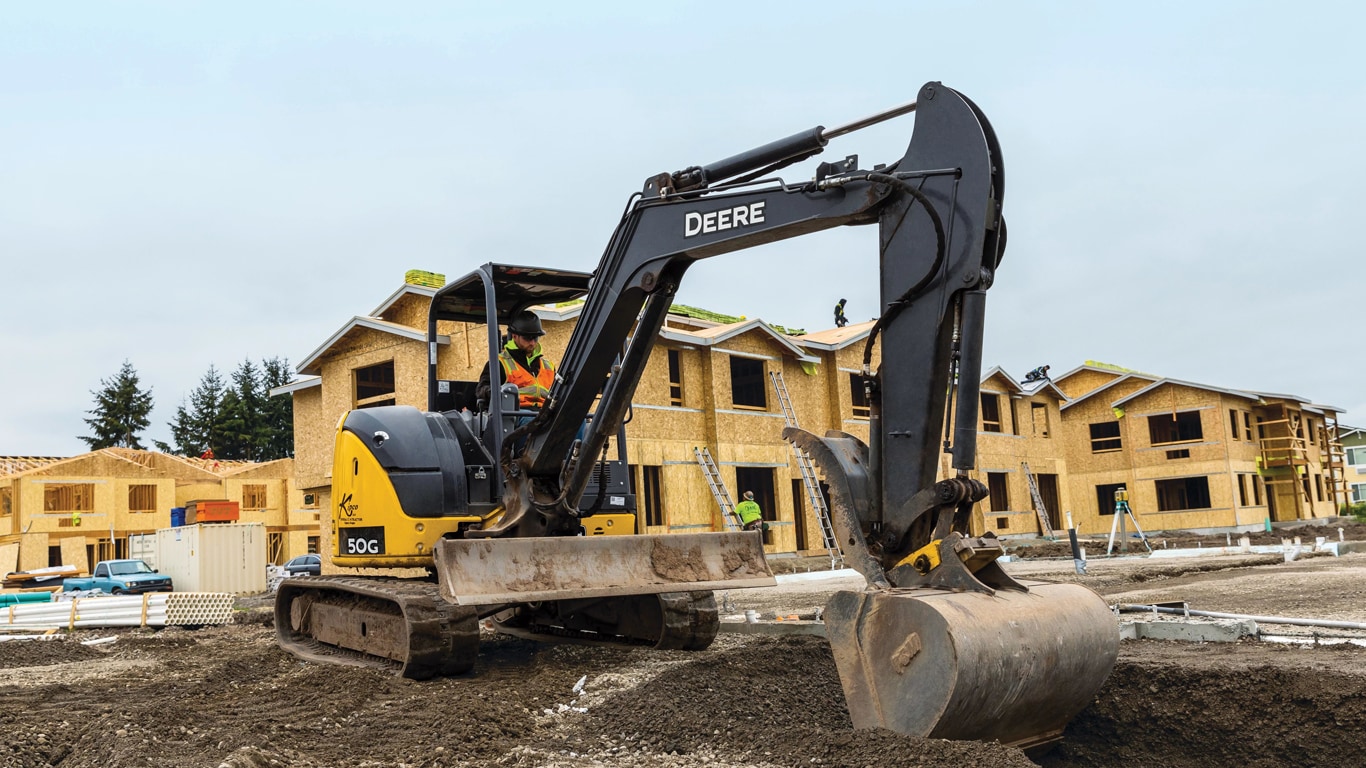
155,523,267,595
128,534,157,569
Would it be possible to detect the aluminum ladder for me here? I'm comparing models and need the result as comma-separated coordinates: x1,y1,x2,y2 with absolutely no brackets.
1022,461,1055,539
694,446,743,531
769,370,844,569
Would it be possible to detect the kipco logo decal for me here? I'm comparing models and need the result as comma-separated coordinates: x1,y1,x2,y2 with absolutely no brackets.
684,201,765,238
338,492,358,517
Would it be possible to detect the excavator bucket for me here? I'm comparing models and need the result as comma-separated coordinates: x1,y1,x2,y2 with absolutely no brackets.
823,581,1118,752
433,531,774,605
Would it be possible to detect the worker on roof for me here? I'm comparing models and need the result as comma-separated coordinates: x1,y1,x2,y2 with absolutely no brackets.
834,298,849,328
477,310,556,411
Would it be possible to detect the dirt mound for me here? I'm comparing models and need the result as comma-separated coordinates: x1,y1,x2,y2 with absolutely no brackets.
0,637,108,668
577,635,1035,767
1042,641,1366,768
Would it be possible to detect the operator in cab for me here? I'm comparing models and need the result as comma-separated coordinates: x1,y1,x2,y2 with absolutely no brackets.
476,310,556,411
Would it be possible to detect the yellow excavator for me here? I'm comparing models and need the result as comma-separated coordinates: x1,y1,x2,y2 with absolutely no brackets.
276,81,1117,751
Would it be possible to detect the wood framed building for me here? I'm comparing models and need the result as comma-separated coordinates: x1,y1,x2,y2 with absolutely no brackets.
274,275,1353,569
0,449,308,576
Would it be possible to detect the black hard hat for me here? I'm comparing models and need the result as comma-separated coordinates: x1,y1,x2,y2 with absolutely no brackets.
507,310,545,338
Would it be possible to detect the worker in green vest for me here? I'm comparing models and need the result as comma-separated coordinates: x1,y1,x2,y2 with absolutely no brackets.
736,491,764,532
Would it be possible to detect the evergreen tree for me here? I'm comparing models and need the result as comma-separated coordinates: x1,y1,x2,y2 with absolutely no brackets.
160,366,227,457
158,358,294,460
217,387,248,460
259,357,295,459
80,361,155,450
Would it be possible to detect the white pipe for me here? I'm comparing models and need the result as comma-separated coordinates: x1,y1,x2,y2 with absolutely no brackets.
1117,603,1366,631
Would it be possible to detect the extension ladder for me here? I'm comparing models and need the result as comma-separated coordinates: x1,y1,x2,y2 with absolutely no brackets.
770,370,844,569
1022,461,1055,539
694,446,742,531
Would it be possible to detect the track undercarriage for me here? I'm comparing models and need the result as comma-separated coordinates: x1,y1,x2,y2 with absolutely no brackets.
275,576,721,679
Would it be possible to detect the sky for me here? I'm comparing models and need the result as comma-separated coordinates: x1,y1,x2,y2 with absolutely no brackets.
2,2,1363,455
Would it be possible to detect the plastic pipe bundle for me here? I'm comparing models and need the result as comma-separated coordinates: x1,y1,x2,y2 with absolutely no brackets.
2,593,235,630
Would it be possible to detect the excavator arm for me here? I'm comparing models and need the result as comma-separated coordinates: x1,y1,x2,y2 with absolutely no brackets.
438,82,1115,751
486,82,1002,564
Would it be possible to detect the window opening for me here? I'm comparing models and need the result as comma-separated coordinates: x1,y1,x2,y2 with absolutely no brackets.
850,373,871,419
729,357,767,409
1155,476,1212,511
355,361,396,409
128,484,157,513
987,472,1009,512
243,484,268,510
1148,411,1203,445
45,483,95,512
640,465,664,528
1096,483,1127,516
667,349,684,407
980,394,1002,433
1089,421,1122,452
1030,403,1050,437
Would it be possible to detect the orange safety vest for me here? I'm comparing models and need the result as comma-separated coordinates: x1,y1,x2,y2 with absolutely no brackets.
498,342,555,408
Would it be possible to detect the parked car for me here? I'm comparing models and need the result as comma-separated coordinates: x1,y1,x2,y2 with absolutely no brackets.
63,559,173,594
283,554,321,577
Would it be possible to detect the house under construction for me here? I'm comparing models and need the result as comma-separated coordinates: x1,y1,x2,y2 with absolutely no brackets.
0,450,313,575
273,273,1351,571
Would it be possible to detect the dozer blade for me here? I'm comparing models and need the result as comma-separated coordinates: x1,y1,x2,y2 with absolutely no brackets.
824,581,1118,752
433,531,774,605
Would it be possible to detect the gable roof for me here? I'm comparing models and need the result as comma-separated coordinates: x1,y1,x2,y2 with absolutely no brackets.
269,375,321,398
793,320,876,352
2,449,228,482
370,284,437,318
1060,372,1161,411
979,366,1025,394
661,318,818,363
1110,378,1262,409
1019,379,1070,401
298,317,446,376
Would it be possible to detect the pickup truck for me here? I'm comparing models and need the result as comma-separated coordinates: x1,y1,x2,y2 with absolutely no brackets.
63,559,173,594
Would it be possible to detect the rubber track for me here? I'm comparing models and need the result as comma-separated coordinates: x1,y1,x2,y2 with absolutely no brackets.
275,576,479,680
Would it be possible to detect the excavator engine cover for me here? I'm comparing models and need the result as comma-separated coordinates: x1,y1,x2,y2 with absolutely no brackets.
824,581,1118,752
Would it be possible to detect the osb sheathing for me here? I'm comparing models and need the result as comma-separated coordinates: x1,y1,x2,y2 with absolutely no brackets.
376,291,433,330
1054,368,1126,400
175,483,227,508
290,386,328,486
0,542,17,576
60,537,88,574
1056,384,1298,535
973,390,1071,536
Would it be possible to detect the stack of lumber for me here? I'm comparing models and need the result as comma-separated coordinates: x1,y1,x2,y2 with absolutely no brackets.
3,565,79,590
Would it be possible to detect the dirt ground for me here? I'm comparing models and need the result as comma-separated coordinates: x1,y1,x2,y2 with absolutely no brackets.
5,537,1366,767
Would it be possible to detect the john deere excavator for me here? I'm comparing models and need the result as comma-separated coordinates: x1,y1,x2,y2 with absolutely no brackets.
276,82,1118,751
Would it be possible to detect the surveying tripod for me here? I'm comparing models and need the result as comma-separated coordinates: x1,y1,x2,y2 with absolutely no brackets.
1105,488,1153,555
